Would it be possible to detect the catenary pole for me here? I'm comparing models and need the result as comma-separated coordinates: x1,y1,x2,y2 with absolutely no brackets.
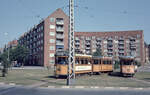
67,0,75,86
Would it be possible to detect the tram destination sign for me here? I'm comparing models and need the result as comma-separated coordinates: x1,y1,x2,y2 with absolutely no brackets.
75,65,92,71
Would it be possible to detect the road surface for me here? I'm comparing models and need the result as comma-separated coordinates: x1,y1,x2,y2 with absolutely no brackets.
0,85,150,95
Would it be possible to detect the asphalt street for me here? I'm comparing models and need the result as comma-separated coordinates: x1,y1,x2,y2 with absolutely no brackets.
0,85,150,95
138,63,150,72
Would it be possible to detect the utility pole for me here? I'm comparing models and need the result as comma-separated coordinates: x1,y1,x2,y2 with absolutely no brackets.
4,32,10,63
67,0,75,86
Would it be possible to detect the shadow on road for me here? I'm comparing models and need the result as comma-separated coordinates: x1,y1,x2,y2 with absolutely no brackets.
143,78,150,82
45,75,67,79
108,72,122,77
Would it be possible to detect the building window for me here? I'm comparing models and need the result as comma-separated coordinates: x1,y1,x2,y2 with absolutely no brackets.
49,32,55,36
50,18,55,22
49,60,55,64
41,40,43,44
50,46,55,50
41,33,43,37
49,39,55,43
41,47,43,50
49,53,54,57
41,26,44,31
137,34,140,38
56,45,64,50
50,25,55,29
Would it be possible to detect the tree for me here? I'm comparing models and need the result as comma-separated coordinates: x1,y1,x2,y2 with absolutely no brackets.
10,45,29,66
0,51,10,77
92,48,103,57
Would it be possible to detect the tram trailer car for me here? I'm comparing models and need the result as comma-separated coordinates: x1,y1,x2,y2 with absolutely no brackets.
92,56,113,74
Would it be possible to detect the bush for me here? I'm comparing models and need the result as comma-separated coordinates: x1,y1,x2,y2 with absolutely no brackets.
114,61,120,69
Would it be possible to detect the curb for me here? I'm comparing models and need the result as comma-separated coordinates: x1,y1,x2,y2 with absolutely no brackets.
47,86,150,90
0,82,16,86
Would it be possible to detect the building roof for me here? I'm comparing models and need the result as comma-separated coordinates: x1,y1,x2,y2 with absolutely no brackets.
75,30,143,37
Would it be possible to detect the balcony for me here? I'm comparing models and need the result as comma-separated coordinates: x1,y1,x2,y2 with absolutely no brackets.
130,37,136,40
96,45,101,48
108,50,113,53
86,47,91,50
118,50,124,53
75,42,80,45
118,46,124,49
56,34,64,39
107,53,113,57
107,42,113,45
56,18,64,25
107,38,113,41
56,42,64,45
118,41,124,45
96,38,102,41
56,21,64,25
75,37,79,41
56,28,64,32
96,42,101,45
86,50,91,54
86,42,91,45
85,37,91,41
107,46,113,49
75,46,80,49
130,43,136,48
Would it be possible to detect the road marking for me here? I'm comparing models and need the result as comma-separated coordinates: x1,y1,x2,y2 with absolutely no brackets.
61,86,70,88
74,86,84,88
104,87,115,89
90,86,99,88
48,86,56,88
119,87,129,90
134,88,143,90
0,82,5,85
9,83,16,86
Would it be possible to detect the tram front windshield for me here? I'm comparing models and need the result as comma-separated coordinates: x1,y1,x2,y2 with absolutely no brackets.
121,59,134,65
57,57,68,64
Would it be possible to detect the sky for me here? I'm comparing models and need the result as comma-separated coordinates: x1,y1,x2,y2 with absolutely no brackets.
0,0,150,48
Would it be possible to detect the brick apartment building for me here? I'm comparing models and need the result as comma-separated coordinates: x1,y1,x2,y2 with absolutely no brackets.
18,8,69,66
75,31,145,65
4,40,18,52
18,8,145,66
145,43,150,63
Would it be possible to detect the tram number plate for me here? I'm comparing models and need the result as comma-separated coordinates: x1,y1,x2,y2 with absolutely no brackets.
75,66,92,71
127,69,130,72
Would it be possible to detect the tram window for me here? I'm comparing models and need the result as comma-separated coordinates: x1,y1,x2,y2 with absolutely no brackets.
122,60,133,65
94,60,98,64
99,60,101,64
81,60,84,64
57,57,68,64
107,61,110,64
75,59,79,64
108,61,112,64
88,61,91,64
85,59,88,64
103,61,107,64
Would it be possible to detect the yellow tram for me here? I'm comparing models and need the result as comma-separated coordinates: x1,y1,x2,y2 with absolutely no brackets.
54,54,92,77
54,52,113,77
92,56,113,74
119,56,135,77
